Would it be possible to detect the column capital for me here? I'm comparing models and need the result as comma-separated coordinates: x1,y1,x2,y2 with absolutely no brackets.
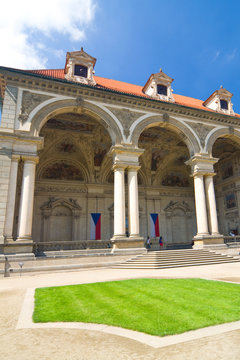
186,154,218,177
11,154,21,162
109,145,144,169
110,145,144,158
22,155,39,164
112,163,127,171
204,173,217,178
191,171,216,177
127,165,141,172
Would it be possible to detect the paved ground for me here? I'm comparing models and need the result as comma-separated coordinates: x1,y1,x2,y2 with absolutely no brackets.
0,262,240,359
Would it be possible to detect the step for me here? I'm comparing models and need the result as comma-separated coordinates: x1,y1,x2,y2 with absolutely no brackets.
113,259,240,269
119,260,239,267
112,249,240,269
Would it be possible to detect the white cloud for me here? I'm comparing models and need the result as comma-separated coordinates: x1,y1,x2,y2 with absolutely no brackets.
0,0,97,69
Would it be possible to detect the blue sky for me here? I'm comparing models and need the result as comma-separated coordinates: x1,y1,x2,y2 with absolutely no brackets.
1,0,240,112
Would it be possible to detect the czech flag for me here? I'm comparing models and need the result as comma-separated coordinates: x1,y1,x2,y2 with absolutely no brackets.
90,213,101,240
150,213,160,238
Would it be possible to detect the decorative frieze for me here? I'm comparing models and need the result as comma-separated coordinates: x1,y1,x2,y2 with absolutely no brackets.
36,184,87,193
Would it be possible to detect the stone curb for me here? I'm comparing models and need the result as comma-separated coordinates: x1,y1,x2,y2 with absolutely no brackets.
16,287,240,349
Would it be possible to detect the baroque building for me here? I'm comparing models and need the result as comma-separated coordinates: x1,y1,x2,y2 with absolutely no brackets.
0,48,240,254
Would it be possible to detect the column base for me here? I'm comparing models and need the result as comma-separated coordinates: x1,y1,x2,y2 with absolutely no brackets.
4,238,34,254
194,233,210,239
193,234,224,249
111,236,145,250
111,235,128,241
4,236,15,244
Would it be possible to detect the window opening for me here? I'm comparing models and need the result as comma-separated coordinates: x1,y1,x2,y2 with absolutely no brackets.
74,65,88,78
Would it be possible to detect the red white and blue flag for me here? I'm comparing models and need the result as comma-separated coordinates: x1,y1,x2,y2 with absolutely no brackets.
150,213,160,238
90,213,101,240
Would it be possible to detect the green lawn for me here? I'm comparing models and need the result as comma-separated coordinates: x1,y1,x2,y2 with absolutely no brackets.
33,278,240,336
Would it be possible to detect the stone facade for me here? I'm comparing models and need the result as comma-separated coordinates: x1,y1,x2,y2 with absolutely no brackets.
1,50,240,253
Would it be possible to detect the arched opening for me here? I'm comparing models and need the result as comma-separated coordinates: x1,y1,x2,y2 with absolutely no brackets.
137,125,196,247
26,111,114,245
212,135,240,236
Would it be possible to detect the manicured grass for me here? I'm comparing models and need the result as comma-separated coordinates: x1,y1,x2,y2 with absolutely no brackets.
33,278,240,336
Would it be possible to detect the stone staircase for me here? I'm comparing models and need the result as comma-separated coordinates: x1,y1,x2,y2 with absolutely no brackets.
112,249,240,269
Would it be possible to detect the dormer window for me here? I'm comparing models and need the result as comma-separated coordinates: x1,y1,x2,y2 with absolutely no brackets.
220,99,228,110
203,86,234,115
143,69,174,102
74,65,88,78
64,47,96,85
157,84,167,96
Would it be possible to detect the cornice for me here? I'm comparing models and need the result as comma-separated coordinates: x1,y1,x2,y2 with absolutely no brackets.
0,132,44,149
1,67,240,129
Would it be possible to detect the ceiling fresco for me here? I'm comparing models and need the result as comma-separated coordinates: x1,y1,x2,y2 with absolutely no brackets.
139,126,191,186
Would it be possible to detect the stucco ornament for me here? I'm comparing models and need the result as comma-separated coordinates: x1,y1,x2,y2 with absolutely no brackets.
186,122,214,148
107,107,145,138
164,200,192,218
19,91,52,124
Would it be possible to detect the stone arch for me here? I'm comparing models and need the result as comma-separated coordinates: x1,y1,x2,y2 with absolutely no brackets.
206,127,240,155
37,158,89,182
29,98,122,144
130,115,200,156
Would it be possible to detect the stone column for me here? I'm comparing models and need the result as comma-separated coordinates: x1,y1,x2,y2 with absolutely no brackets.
205,174,220,235
17,156,38,242
4,155,20,242
193,174,209,237
112,164,126,239
128,165,140,238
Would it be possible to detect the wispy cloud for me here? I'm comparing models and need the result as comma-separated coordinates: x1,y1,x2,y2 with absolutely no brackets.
226,48,237,62
212,48,238,64
0,0,97,69
212,50,221,62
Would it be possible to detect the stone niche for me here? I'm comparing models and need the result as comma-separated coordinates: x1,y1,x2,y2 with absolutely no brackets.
40,197,81,242
164,200,193,245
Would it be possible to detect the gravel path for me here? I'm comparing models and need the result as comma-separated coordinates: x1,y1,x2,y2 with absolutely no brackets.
0,264,240,359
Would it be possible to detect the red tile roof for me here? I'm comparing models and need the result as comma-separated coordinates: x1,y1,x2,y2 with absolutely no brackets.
25,68,239,117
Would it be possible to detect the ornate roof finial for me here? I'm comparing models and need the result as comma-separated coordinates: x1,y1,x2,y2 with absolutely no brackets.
220,85,223,89
81,47,83,51
160,68,162,72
